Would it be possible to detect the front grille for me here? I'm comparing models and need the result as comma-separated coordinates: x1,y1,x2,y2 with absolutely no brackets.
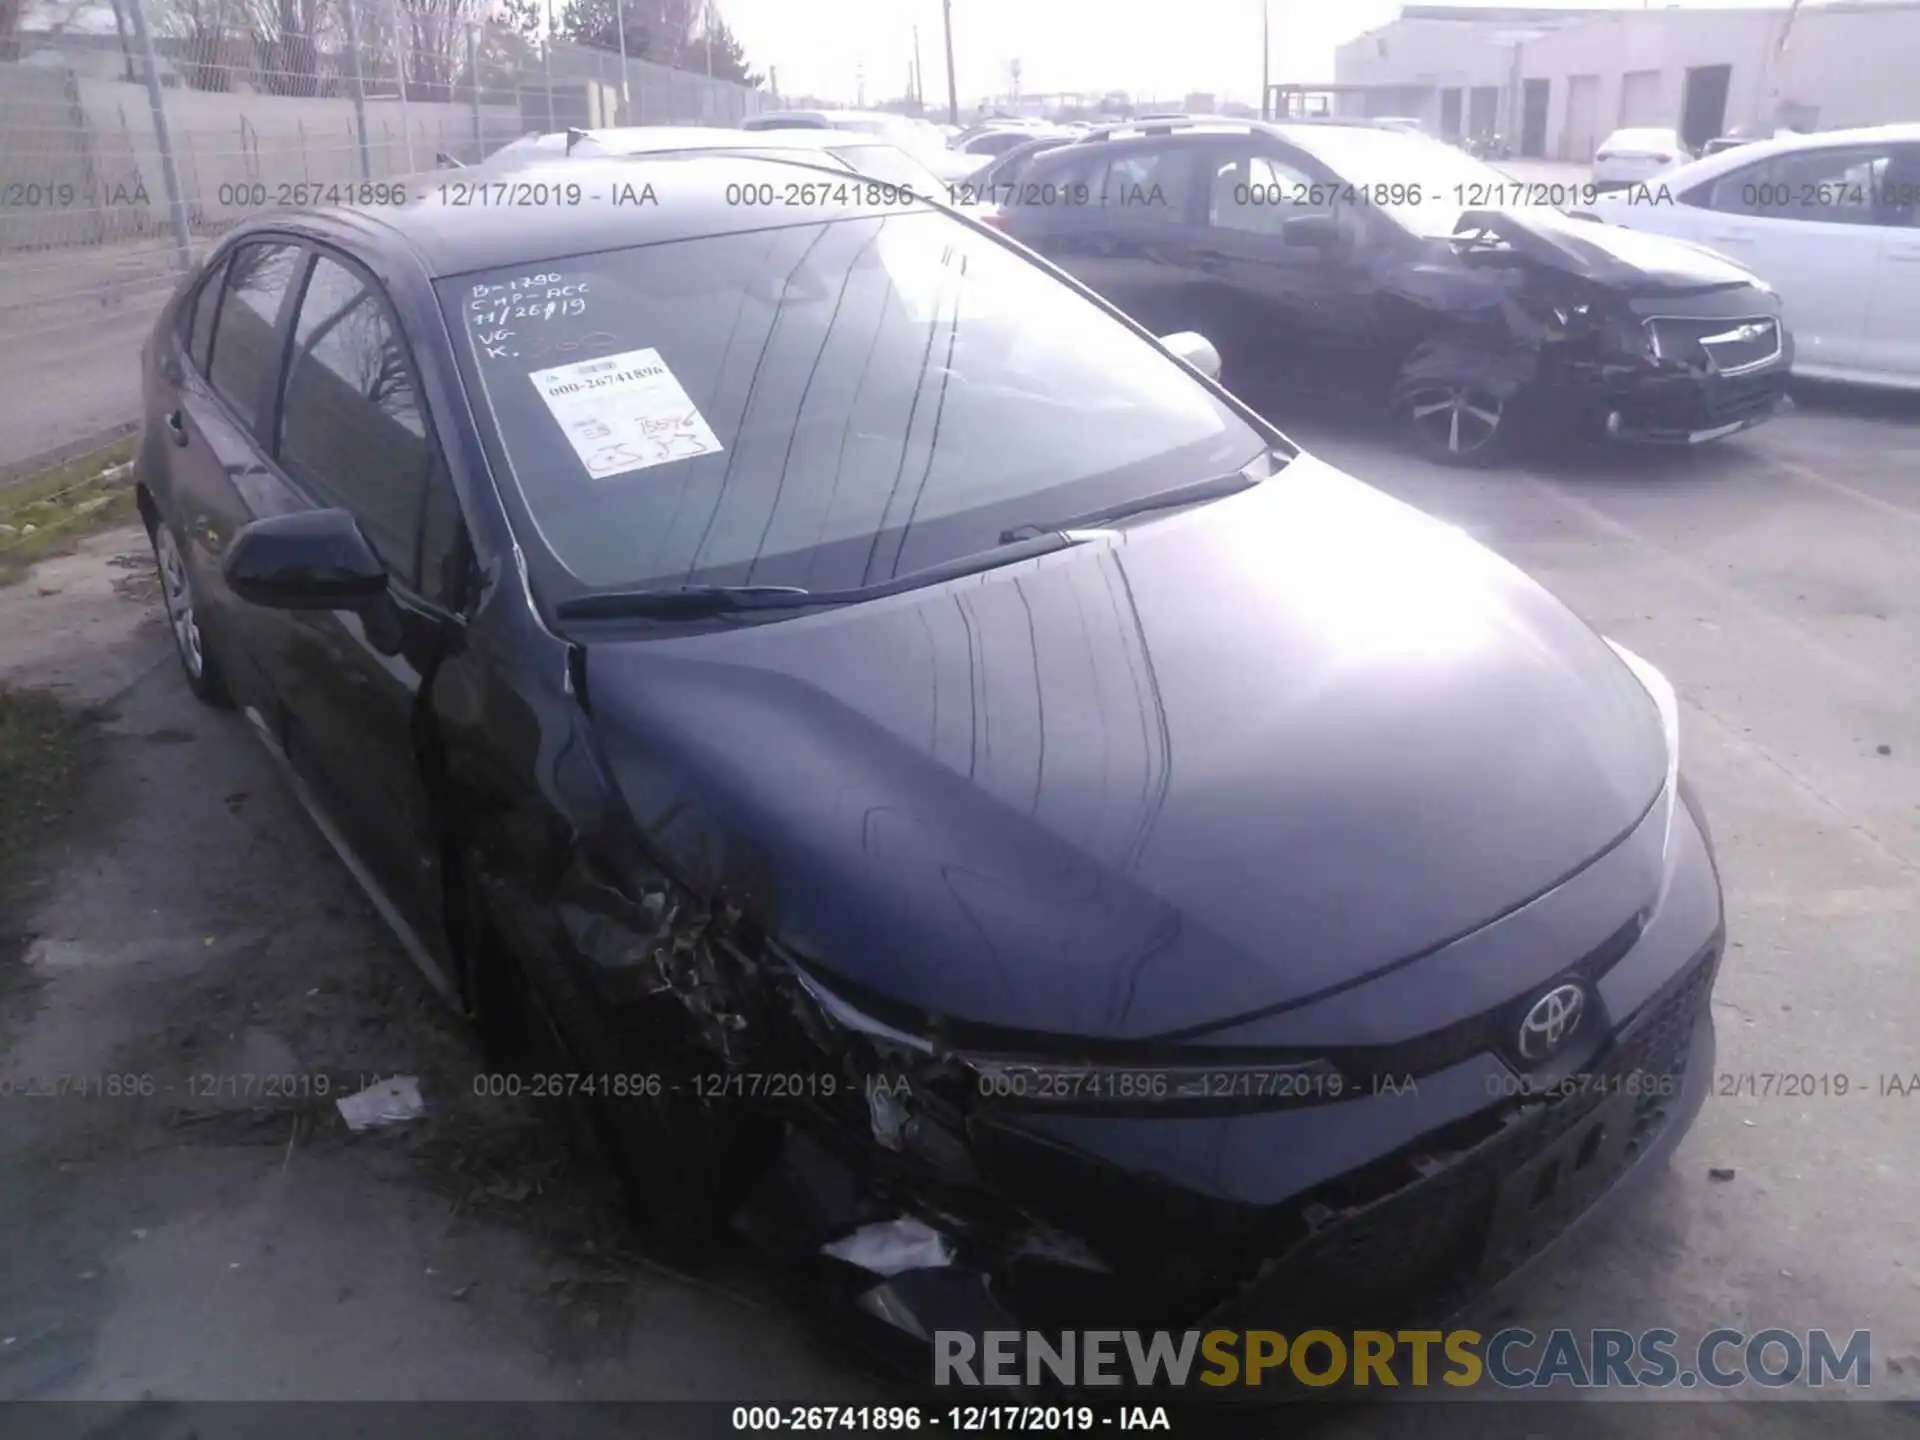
1210,948,1718,1332
1647,315,1782,374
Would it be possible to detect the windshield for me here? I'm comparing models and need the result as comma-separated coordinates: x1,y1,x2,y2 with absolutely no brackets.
444,210,1266,599
1286,126,1563,235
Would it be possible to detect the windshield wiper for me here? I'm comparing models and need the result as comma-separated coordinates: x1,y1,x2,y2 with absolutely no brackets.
997,458,1271,545
554,529,1107,622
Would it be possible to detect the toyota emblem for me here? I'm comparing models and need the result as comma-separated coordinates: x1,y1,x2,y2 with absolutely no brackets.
1517,983,1587,1062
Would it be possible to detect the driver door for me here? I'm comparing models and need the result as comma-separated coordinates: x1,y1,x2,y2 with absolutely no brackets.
1187,141,1381,398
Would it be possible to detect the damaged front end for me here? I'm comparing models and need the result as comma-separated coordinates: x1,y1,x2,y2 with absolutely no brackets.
1403,208,1792,445
552,843,1139,1355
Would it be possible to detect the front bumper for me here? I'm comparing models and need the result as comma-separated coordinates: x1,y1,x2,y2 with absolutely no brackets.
1599,368,1793,445
772,799,1726,1391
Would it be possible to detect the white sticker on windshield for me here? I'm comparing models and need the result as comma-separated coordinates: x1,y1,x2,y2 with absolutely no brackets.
528,347,723,479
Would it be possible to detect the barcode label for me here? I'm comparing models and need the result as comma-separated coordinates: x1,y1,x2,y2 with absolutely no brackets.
571,359,622,376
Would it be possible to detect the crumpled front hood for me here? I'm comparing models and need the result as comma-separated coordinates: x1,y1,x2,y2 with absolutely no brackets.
1458,206,1762,292
585,454,1668,1041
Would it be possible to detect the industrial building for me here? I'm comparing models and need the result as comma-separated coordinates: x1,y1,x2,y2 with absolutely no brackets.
1329,1,1920,161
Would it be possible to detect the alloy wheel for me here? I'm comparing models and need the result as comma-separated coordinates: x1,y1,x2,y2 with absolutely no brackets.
1404,383,1507,458
155,526,205,679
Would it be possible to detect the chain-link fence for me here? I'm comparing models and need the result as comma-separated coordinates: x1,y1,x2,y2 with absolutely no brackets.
0,0,770,494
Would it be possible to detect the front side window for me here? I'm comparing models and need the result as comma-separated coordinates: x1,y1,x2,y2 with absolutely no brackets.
207,241,303,431
1208,150,1323,236
278,254,431,583
1702,145,1897,226
445,210,1267,598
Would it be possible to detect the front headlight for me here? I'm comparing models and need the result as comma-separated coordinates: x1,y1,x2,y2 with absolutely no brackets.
791,960,1353,1113
1605,638,1683,881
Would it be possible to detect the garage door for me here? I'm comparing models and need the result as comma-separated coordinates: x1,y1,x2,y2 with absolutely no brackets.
1565,74,1600,161
1620,70,1663,127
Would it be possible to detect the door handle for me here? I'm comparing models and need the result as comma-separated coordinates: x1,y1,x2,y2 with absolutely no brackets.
1885,246,1920,263
164,409,190,446
1195,252,1229,274
1705,231,1753,245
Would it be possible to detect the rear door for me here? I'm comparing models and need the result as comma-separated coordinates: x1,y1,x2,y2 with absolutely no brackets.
251,248,465,970
1003,138,1204,338
161,238,308,711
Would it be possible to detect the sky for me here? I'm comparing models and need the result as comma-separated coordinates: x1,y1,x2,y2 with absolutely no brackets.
717,0,1805,107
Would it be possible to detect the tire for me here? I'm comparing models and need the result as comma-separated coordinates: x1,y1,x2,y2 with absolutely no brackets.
455,850,736,1260
1394,375,1521,467
149,515,233,708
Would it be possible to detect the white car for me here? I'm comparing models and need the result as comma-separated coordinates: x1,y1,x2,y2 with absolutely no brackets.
1592,128,1692,191
1589,124,1920,388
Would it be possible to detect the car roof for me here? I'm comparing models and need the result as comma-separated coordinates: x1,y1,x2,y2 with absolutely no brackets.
1622,121,1920,186
750,108,904,123
557,125,898,155
1601,127,1682,144
254,153,934,280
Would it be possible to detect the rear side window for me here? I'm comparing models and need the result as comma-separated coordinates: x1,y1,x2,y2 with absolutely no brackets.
208,241,303,432
186,255,229,375
277,254,432,584
1092,144,1196,223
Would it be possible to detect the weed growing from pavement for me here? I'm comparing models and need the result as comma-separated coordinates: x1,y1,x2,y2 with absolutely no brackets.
0,441,140,586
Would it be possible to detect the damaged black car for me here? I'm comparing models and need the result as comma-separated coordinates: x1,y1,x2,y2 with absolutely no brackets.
135,153,1723,1389
992,118,1792,464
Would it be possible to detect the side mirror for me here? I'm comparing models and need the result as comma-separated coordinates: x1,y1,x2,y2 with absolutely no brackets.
223,509,389,611
1283,211,1344,248
435,151,465,168
1159,330,1222,381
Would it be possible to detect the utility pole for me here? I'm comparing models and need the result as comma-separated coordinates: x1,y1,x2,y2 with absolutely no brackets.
705,0,714,77
124,0,191,270
942,0,959,124
614,0,630,115
913,24,925,111
1260,0,1271,119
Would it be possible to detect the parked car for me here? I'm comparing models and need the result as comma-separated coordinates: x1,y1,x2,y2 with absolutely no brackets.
1588,124,1920,388
966,131,1081,198
1592,128,1693,191
136,152,1722,1370
453,124,957,201
741,109,990,182
955,125,1070,159
994,119,1791,462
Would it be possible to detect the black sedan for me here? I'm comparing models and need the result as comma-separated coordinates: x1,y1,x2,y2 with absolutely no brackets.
135,154,1723,1378
995,119,1792,464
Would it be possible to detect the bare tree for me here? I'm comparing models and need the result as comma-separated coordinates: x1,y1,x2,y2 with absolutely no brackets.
393,0,490,100
240,0,331,96
152,0,240,91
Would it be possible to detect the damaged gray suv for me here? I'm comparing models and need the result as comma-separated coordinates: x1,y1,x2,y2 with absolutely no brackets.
992,118,1792,464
